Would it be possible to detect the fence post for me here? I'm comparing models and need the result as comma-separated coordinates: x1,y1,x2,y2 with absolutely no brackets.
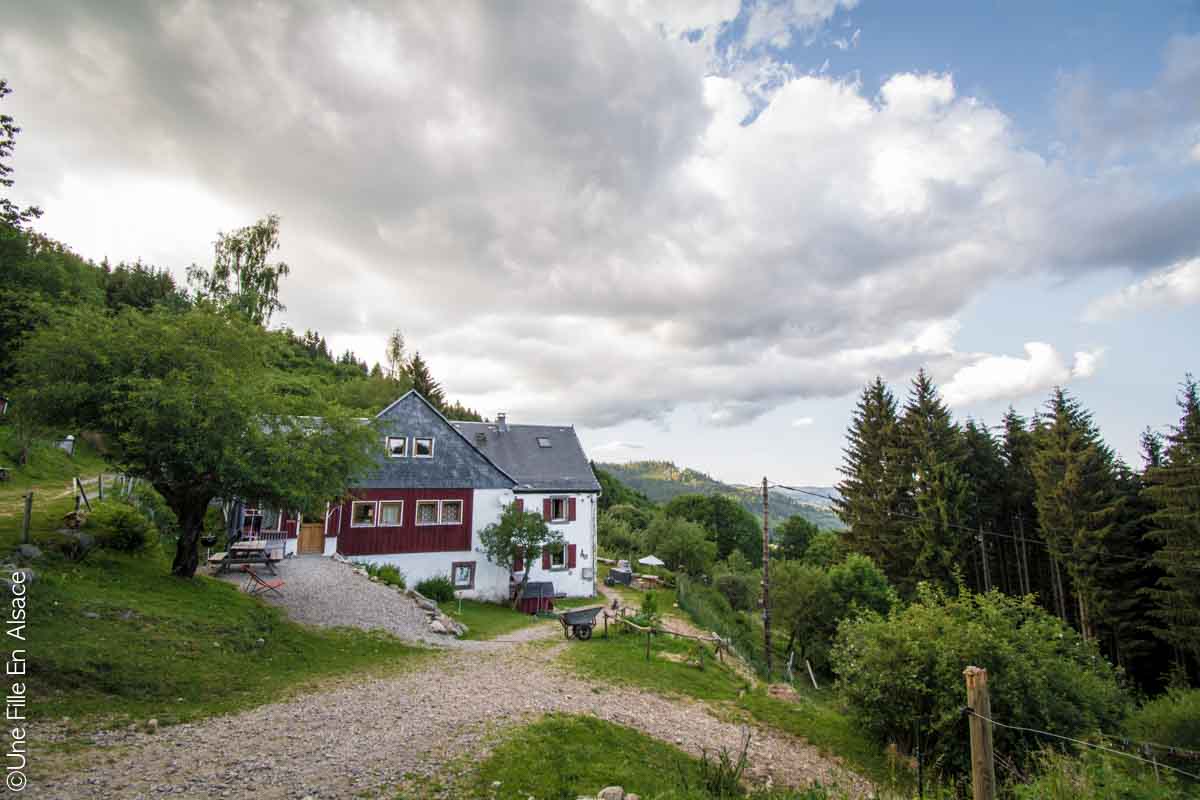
645,629,651,661
21,493,33,545
98,473,103,502
964,666,996,800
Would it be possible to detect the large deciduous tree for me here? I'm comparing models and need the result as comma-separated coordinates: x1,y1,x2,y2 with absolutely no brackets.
12,307,378,577
187,214,291,326
479,503,563,609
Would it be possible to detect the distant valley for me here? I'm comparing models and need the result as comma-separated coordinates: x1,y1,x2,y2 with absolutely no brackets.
596,460,846,531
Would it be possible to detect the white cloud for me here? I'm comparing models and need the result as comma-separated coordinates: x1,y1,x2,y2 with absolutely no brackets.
942,343,1105,408
591,441,647,452
1,4,1194,430
1191,140,1200,162
792,417,815,427
1084,258,1200,321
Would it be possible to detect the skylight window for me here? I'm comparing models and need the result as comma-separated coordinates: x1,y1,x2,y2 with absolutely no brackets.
537,437,552,448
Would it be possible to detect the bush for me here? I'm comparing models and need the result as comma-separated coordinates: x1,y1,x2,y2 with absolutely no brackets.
714,573,756,611
85,502,156,552
831,585,1128,781
416,575,455,603
599,514,643,557
1125,688,1200,773
1013,748,1189,800
364,562,406,590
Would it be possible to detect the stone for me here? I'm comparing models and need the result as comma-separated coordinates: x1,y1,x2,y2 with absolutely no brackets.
428,619,447,635
254,638,265,647
597,787,625,800
626,795,640,800
14,544,42,561
83,611,100,619
147,718,158,732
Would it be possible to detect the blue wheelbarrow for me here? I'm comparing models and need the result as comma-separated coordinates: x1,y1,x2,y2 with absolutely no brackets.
558,605,605,641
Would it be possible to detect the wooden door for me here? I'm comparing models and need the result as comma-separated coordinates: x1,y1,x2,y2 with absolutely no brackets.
298,522,325,555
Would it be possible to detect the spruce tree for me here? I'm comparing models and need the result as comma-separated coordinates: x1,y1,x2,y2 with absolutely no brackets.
407,351,446,408
961,418,1008,592
1031,388,1117,643
1143,375,1200,674
835,377,910,590
899,369,971,595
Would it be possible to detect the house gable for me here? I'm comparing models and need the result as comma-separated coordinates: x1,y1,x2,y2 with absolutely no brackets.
355,392,515,490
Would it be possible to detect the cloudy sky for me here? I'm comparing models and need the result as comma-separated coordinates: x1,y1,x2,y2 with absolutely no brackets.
4,1,1199,485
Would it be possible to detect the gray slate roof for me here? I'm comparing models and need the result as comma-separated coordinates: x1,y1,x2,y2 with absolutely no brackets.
451,421,601,493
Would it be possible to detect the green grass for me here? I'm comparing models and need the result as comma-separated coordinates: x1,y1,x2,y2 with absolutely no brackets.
459,713,710,800
440,598,554,641
28,547,427,730
561,617,903,792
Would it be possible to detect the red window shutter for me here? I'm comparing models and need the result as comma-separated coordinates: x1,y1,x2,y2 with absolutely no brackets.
568,543,577,568
514,548,524,572
515,498,524,512
542,548,551,569
568,497,577,521
543,498,552,519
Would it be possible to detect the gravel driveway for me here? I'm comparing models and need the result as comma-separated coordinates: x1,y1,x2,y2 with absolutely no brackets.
39,642,872,799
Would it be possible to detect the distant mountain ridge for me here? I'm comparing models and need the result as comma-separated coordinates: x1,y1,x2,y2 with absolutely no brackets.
596,460,846,531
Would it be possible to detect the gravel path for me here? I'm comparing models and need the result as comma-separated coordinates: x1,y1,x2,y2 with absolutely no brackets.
218,556,466,647
39,642,873,799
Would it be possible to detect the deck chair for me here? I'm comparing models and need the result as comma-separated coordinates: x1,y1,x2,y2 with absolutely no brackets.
244,568,285,598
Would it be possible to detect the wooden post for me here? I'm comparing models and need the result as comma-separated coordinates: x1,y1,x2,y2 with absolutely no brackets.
645,629,651,661
98,473,104,501
806,659,820,690
762,477,772,679
964,666,996,800
21,493,33,544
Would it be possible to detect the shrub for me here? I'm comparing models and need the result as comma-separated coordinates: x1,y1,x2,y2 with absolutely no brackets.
599,514,643,557
1125,688,1200,773
85,502,156,552
1013,748,1189,800
714,573,756,611
831,585,1128,781
364,562,406,590
416,575,455,603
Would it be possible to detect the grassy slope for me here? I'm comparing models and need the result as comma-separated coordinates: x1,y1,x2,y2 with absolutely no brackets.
439,599,553,641
598,461,846,531
561,580,905,793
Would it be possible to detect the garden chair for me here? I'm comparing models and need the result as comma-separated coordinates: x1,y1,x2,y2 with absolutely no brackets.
244,568,285,598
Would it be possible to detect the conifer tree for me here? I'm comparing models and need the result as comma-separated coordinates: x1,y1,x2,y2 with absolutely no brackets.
407,351,445,408
961,418,1008,591
1031,388,1117,643
1143,375,1200,673
999,408,1047,603
836,377,910,591
899,370,971,594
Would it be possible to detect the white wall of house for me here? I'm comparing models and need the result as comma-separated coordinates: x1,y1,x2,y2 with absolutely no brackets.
345,488,514,602
513,491,598,598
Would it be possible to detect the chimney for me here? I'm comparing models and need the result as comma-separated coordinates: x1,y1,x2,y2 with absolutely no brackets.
497,412,508,433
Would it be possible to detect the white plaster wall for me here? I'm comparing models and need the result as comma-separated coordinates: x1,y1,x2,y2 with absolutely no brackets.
345,488,513,602
513,492,598,598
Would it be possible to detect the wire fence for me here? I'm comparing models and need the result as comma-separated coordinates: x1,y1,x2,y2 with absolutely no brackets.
676,575,769,678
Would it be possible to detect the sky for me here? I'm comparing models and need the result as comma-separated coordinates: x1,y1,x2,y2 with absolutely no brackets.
3,1,1199,486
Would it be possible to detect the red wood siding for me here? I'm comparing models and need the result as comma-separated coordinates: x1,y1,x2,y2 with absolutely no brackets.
336,489,473,556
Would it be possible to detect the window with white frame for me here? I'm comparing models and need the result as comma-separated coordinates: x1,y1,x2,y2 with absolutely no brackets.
379,500,403,526
548,541,566,568
549,497,568,522
452,561,476,589
413,437,434,457
441,500,463,524
386,436,407,458
415,500,439,526
351,501,376,527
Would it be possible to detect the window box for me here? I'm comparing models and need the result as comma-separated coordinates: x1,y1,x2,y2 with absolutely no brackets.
386,436,407,458
351,501,376,527
379,500,403,526
414,437,434,458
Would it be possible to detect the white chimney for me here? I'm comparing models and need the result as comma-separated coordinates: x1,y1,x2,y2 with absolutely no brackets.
497,412,508,432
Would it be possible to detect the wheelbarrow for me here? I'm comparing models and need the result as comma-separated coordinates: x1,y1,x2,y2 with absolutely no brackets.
558,605,605,641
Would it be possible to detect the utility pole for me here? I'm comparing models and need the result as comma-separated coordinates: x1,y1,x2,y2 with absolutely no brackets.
762,477,772,679
964,666,996,800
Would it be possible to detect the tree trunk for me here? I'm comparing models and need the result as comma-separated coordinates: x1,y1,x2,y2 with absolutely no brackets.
511,570,531,611
170,492,213,578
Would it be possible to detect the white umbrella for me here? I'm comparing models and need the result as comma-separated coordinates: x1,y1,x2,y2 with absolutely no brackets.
638,555,665,567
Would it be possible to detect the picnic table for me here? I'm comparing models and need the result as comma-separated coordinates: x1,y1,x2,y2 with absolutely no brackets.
212,540,279,575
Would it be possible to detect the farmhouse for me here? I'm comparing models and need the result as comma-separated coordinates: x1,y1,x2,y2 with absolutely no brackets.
315,391,601,602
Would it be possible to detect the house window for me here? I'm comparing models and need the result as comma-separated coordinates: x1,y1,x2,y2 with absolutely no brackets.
386,436,407,458
452,561,476,589
550,497,568,522
441,500,463,524
548,542,566,568
536,437,552,448
379,501,403,526
414,437,434,458
351,501,376,527
415,501,439,526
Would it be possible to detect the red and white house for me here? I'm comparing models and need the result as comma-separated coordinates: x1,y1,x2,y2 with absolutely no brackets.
322,391,601,602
